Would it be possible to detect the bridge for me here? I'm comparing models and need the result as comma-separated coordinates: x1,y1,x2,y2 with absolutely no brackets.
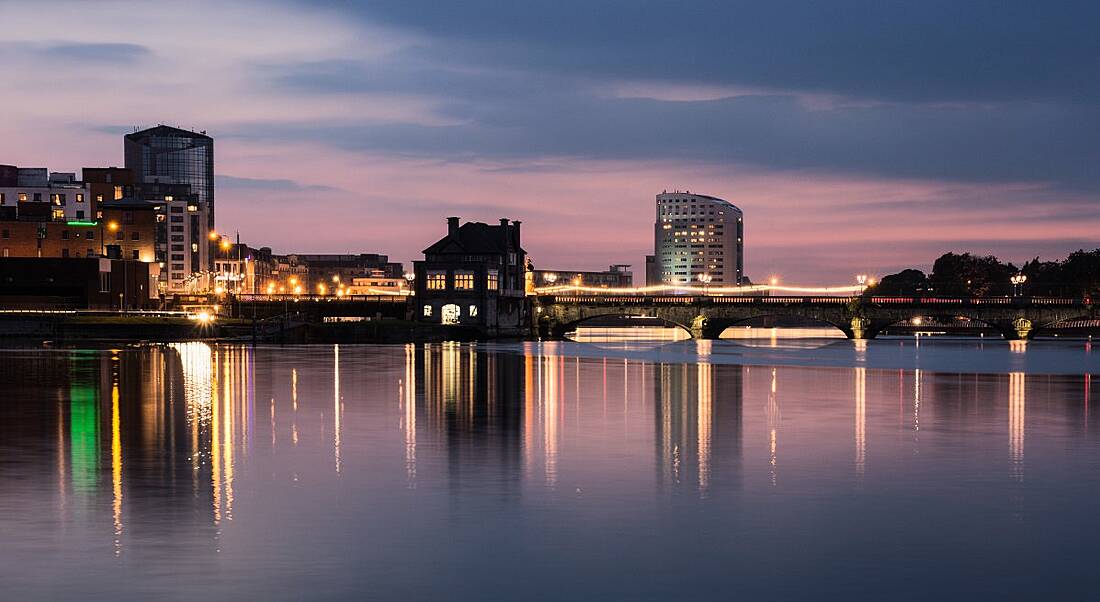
532,295,1096,340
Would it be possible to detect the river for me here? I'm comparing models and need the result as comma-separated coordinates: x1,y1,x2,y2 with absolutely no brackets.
0,337,1097,600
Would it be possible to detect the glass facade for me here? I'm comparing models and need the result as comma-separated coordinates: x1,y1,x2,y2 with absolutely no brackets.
124,126,214,231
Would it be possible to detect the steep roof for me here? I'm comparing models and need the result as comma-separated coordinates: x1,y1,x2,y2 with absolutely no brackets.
422,221,523,255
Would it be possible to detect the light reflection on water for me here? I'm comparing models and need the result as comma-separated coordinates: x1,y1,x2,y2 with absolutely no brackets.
0,342,1097,600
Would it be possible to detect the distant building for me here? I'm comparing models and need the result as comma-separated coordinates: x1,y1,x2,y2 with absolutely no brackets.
83,166,135,211
0,165,93,222
99,198,159,262
292,254,403,288
214,243,274,295
345,271,410,295
645,254,658,287
0,257,155,309
414,217,526,332
654,191,743,287
271,254,309,294
532,264,633,289
124,125,214,270
129,181,205,292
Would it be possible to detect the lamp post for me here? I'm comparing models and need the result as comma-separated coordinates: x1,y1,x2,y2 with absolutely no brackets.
1010,273,1027,297
697,272,712,295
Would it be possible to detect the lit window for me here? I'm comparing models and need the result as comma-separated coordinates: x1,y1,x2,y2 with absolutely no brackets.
422,305,432,317
454,271,475,290
113,186,123,200
487,269,499,291
427,270,447,290
51,208,65,220
18,192,27,202
76,193,84,203
468,305,478,317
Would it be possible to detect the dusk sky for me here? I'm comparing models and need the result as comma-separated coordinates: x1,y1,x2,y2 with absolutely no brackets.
2,0,1098,283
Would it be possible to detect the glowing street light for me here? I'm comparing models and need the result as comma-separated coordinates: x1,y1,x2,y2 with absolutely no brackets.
769,276,779,287
697,273,712,294
107,221,120,232
857,274,867,286
1010,273,1027,297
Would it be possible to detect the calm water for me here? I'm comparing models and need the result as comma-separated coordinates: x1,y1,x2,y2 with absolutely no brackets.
1,339,1098,600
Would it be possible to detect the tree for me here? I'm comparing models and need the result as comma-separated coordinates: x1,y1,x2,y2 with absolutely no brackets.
865,269,928,296
929,252,1017,296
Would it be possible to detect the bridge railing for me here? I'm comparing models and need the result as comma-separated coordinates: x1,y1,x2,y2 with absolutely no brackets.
234,294,409,303
536,295,1091,307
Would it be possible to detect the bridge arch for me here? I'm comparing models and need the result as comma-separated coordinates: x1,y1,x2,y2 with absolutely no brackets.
551,313,695,340
1030,315,1097,338
869,314,1019,340
705,314,852,339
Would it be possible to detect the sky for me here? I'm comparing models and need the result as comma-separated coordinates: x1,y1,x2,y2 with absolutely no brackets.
1,0,1098,284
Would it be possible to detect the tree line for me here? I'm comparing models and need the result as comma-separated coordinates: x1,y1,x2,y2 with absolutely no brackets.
867,249,1100,298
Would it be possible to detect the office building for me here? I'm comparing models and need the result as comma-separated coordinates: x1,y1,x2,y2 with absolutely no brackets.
654,191,743,287
124,125,214,270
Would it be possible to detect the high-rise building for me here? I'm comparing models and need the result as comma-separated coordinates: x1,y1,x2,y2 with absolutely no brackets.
124,125,214,270
654,191,743,287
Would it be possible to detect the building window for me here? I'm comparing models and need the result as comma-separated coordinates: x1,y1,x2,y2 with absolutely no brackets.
468,304,479,317
76,193,84,203
113,186,123,200
508,252,517,266
454,271,475,290
76,210,84,219
0,230,7,239
62,230,69,239
422,304,432,317
95,194,104,203
18,192,27,202
487,269,499,291
116,231,124,241
51,208,65,221
132,250,140,260
99,272,110,293
0,193,4,204
85,231,94,240
61,249,69,258
441,304,460,324
131,231,140,241
426,270,447,290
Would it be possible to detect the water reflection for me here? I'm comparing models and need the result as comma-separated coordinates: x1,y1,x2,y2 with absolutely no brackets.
0,343,1096,599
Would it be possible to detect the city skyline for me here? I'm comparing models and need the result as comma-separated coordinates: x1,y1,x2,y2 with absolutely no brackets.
2,1,1099,283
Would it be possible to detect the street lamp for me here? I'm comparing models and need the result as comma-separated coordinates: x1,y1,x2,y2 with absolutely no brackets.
1010,273,1027,297
545,272,558,285
697,273,712,295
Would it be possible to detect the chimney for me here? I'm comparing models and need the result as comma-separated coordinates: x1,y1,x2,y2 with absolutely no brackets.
447,216,460,237
500,218,510,249
512,220,521,246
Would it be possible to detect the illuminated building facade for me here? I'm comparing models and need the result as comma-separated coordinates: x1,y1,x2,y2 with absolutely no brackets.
0,166,94,222
532,264,633,288
213,243,274,294
654,191,744,286
414,217,527,333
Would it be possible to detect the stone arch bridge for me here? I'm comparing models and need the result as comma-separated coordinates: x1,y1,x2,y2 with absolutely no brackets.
533,295,1095,340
